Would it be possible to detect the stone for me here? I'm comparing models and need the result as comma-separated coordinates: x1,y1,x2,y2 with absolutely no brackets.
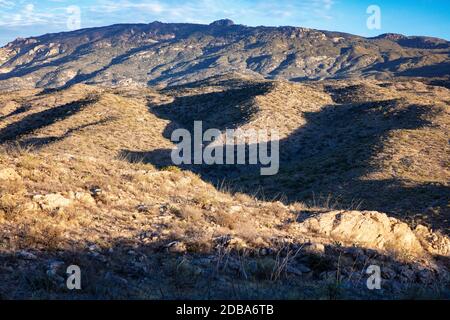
303,242,326,255
210,19,235,27
417,269,434,284
137,204,150,213
298,211,425,256
166,241,187,253
229,205,242,214
0,168,20,181
90,186,103,197
46,271,65,284
398,266,415,282
33,193,72,211
381,266,397,280
414,225,450,256
48,260,64,270
18,250,37,260
74,192,96,205
47,260,65,276
88,244,100,252
287,264,311,275
104,272,129,285
345,247,365,258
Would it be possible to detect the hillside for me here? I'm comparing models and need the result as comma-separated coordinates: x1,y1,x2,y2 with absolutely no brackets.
0,20,450,91
0,75,449,299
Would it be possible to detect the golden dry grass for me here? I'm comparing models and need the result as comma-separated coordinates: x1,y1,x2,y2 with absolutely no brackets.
0,77,449,299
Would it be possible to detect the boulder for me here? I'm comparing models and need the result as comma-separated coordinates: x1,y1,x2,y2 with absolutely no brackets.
298,211,425,255
414,225,450,257
18,250,37,260
303,242,326,255
33,193,72,211
73,191,96,205
166,241,187,253
0,168,21,181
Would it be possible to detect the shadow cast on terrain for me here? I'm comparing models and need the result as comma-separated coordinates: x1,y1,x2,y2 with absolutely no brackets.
0,41,163,90
121,86,449,234
63,43,162,88
0,98,96,144
151,82,272,138
0,104,33,121
0,41,102,82
1,236,448,300
16,118,114,150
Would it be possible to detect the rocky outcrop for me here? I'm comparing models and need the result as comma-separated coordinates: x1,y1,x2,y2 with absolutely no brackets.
297,211,449,257
414,225,450,257
32,193,72,211
0,168,21,181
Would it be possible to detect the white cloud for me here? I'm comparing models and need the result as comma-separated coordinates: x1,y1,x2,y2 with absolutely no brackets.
0,2,67,27
89,0,164,14
0,0,336,30
0,0,15,9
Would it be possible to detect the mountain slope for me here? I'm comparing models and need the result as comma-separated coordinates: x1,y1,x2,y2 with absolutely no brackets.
1,75,448,233
0,77,449,298
0,20,449,90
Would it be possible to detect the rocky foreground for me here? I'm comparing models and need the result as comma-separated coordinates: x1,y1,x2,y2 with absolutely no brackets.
0,76,449,299
0,152,449,299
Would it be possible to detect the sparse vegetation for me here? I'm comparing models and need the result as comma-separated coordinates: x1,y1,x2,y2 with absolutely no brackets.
0,76,448,299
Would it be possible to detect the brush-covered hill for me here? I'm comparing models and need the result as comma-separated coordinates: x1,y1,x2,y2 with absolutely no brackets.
0,75,449,299
0,20,450,91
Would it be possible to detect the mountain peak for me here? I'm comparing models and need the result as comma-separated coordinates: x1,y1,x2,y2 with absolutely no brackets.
0,21,449,91
373,33,407,40
209,19,235,27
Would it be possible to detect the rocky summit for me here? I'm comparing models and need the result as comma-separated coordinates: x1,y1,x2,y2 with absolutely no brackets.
0,20,449,90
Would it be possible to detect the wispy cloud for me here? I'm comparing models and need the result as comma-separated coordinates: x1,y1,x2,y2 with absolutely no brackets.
0,0,336,29
85,0,336,26
0,1,68,27
0,0,15,9
0,0,338,46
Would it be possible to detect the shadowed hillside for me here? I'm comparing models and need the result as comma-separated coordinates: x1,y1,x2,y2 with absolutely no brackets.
0,75,449,299
119,77,449,234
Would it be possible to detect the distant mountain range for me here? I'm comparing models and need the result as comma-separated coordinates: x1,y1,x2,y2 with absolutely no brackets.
0,19,449,90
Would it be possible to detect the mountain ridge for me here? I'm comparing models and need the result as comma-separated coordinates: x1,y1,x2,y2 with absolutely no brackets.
1,20,449,91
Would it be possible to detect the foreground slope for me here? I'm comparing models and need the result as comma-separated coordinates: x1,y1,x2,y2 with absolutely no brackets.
0,76,449,298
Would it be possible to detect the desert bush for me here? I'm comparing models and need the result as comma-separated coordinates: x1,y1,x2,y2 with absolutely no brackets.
177,205,204,222
161,165,181,173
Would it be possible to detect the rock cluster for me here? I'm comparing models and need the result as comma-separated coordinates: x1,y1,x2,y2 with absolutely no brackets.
297,211,446,257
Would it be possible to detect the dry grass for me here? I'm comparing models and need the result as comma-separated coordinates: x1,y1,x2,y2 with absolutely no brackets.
0,78,449,299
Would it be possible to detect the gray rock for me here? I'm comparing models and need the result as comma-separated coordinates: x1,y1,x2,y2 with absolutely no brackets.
381,266,397,280
303,243,326,255
18,250,37,260
137,204,150,213
47,260,65,274
166,241,187,253
287,264,311,276
88,244,100,252
417,269,435,284
398,266,415,282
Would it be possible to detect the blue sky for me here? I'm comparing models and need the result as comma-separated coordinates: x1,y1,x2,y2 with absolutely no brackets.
1,0,449,45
